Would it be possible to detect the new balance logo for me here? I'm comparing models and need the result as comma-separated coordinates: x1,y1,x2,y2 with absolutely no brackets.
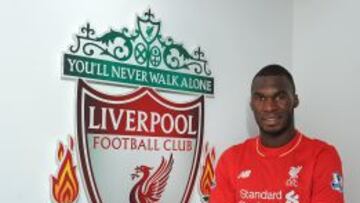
237,169,251,179
285,190,299,203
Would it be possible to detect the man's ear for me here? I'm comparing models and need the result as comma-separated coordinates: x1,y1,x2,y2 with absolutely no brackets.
294,94,299,108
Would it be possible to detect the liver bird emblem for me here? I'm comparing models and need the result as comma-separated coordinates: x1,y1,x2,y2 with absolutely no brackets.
129,154,174,203
289,166,302,179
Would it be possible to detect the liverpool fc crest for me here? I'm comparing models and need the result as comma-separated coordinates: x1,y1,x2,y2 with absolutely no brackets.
52,8,214,203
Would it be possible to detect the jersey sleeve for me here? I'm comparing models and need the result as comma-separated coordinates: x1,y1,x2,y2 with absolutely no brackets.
311,145,344,203
209,148,236,203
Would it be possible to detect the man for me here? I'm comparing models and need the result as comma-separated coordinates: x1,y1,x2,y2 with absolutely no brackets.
210,65,344,203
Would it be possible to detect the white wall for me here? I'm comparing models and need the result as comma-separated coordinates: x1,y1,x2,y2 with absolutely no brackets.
293,0,360,202
3,0,358,202
0,0,292,202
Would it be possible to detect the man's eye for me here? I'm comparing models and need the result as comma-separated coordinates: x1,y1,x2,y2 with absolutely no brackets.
254,95,265,101
275,93,288,101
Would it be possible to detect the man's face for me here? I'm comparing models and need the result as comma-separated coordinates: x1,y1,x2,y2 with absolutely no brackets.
250,75,298,136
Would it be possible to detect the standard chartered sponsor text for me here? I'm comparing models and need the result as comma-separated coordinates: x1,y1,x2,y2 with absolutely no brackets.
239,189,282,200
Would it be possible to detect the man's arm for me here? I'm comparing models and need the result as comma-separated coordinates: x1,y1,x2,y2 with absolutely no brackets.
311,145,344,203
209,150,236,203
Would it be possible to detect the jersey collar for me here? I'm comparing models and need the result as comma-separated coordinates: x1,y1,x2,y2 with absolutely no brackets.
256,130,303,158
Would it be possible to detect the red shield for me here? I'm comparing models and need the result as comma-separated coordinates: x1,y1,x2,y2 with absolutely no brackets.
77,80,204,203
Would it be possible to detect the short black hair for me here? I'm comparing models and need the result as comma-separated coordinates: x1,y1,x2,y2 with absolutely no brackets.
252,64,296,93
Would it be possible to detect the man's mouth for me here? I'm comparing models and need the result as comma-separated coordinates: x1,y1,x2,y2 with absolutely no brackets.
262,116,281,125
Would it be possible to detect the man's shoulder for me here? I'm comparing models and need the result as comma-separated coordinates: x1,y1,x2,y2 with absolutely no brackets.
219,136,257,159
300,132,339,156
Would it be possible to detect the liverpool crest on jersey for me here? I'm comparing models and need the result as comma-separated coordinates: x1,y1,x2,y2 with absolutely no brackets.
77,80,204,202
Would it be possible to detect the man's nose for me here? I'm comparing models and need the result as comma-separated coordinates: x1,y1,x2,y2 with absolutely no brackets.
263,98,278,112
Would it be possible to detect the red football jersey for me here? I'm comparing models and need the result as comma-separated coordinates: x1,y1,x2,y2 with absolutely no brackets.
210,130,344,203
